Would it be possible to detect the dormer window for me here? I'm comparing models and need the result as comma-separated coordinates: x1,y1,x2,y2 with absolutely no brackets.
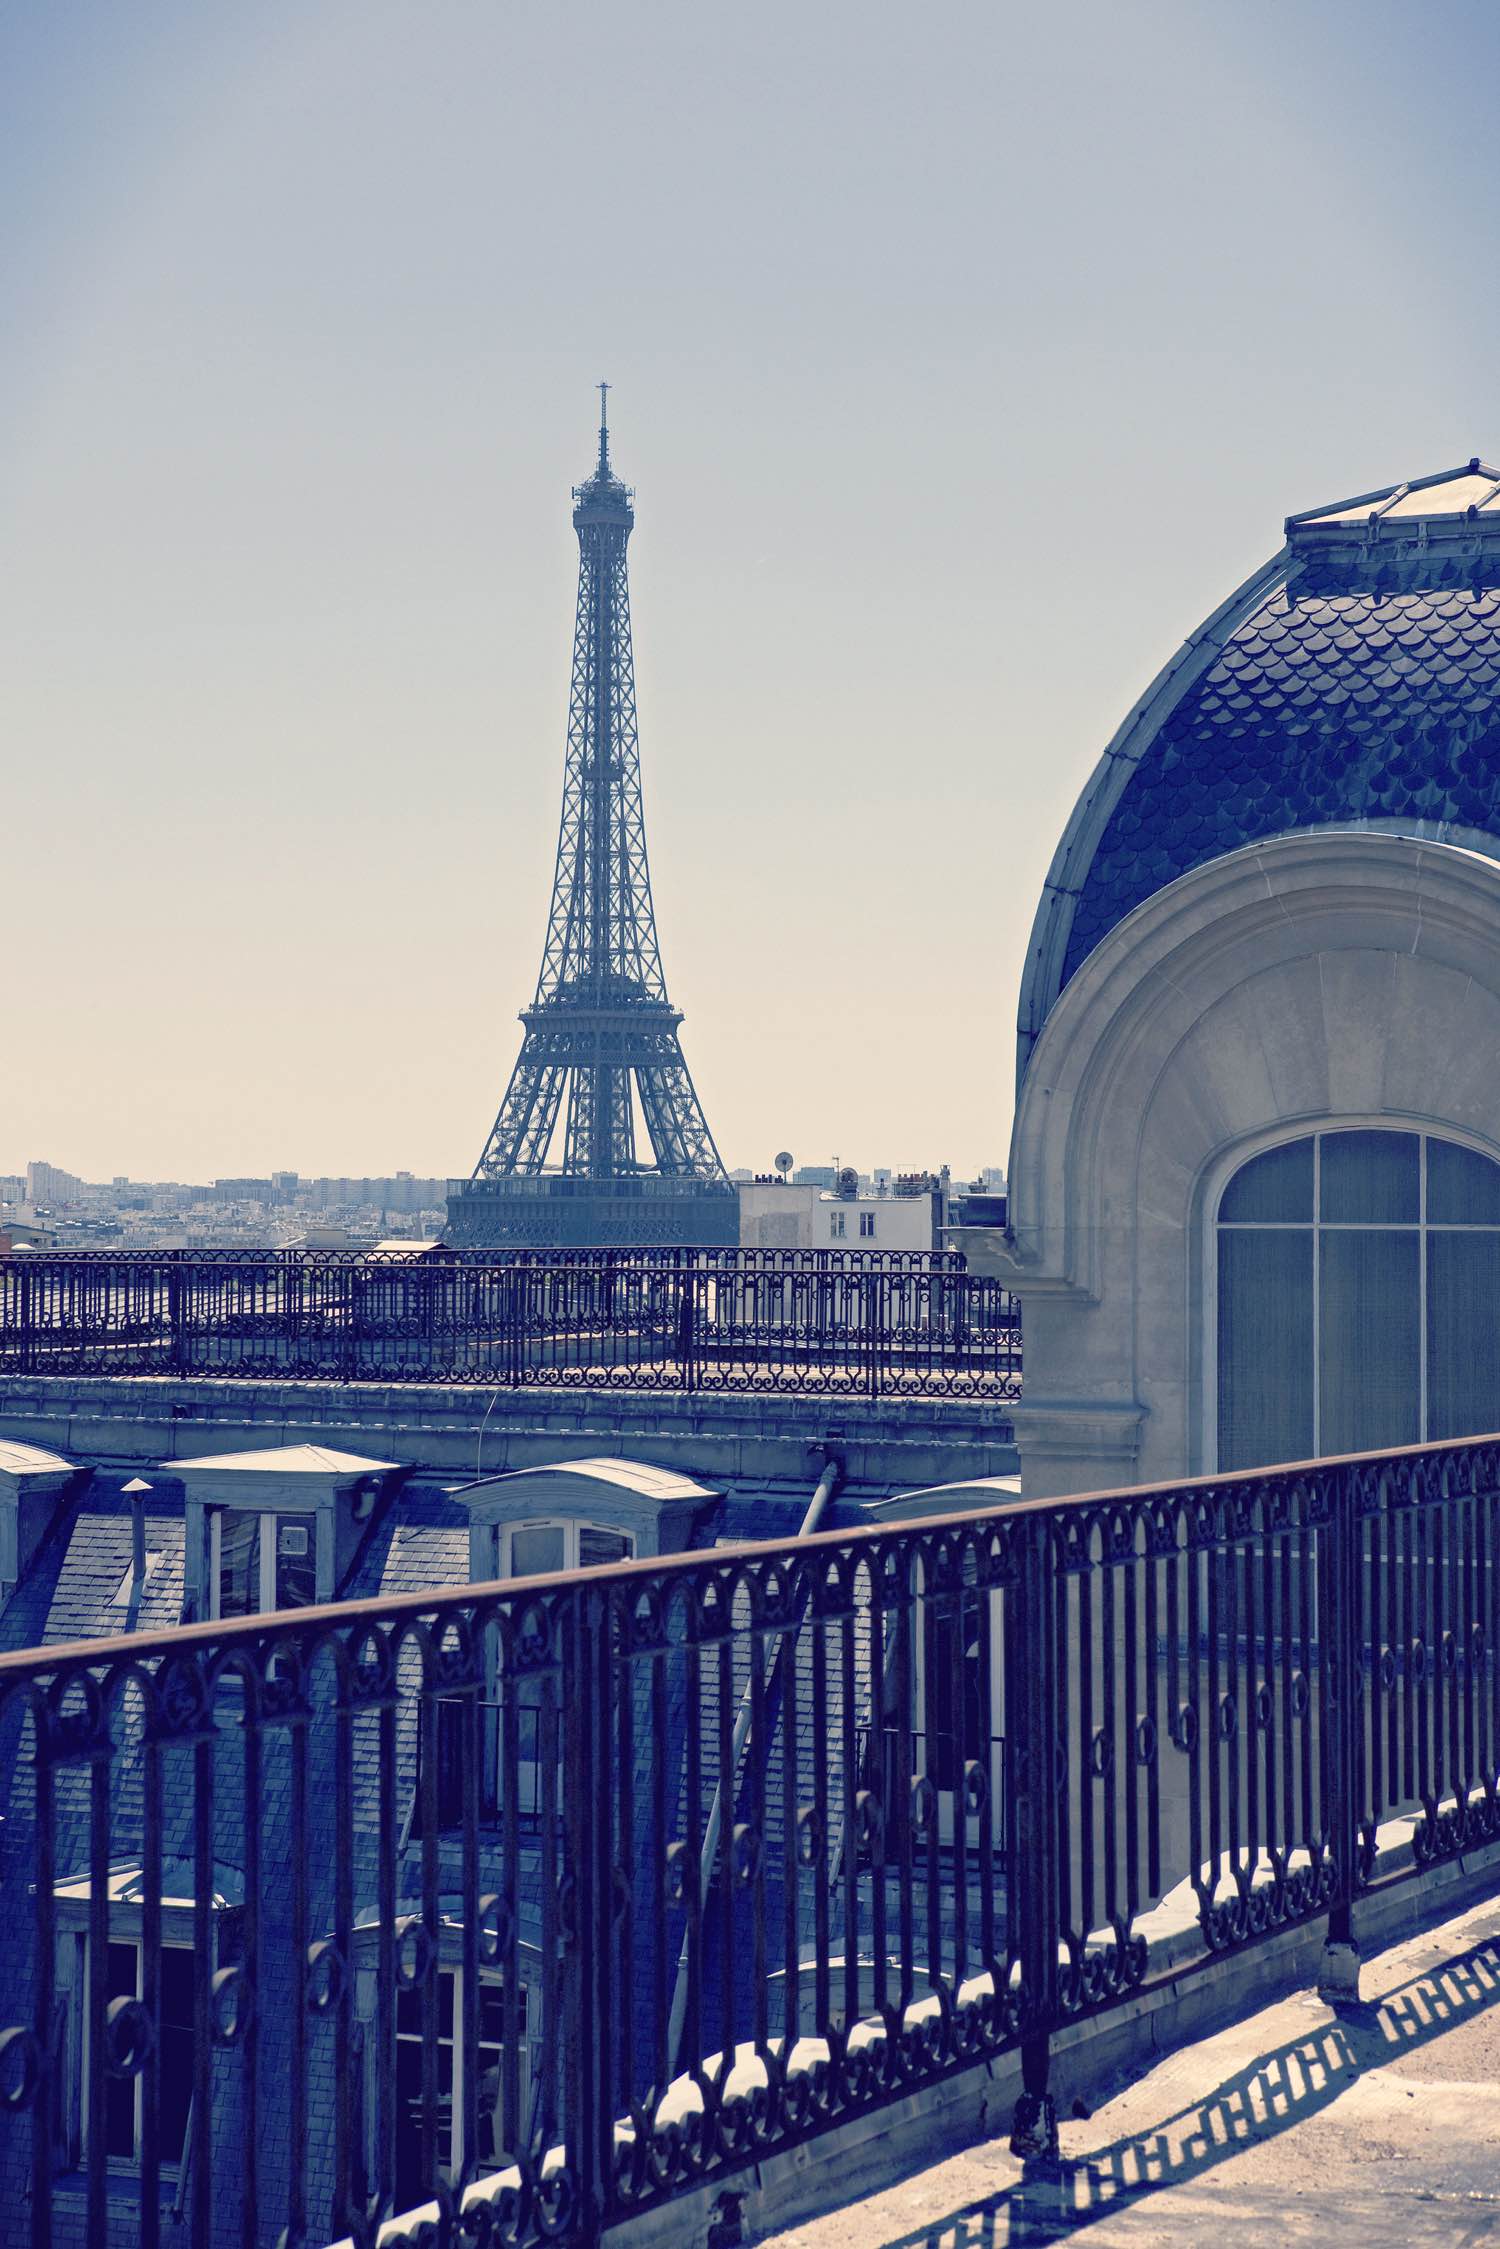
499,1520,634,1577
172,1443,400,1623
210,1508,317,1618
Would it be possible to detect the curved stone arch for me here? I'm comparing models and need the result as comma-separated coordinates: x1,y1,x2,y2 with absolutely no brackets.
998,831,1500,1492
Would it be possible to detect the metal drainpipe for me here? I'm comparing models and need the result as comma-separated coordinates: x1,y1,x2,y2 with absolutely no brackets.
664,1446,845,2077
122,1477,151,1619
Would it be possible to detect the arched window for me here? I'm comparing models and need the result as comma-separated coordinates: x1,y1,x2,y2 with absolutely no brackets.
1216,1129,1500,1470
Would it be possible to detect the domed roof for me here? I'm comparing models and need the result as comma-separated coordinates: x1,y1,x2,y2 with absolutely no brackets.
1019,461,1500,1084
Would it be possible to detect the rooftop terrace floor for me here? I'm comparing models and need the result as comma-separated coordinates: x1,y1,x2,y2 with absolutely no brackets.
765,1894,1500,2248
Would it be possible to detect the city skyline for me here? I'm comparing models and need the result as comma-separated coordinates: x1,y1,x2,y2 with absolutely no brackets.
6,3,1500,1179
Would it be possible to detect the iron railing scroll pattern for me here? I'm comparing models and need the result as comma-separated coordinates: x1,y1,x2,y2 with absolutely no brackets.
0,1248,1022,1402
0,1439,1499,2244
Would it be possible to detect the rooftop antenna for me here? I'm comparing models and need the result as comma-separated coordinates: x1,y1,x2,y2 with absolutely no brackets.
597,379,611,475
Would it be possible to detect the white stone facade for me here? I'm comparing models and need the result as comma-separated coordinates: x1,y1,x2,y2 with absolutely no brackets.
970,831,1500,1495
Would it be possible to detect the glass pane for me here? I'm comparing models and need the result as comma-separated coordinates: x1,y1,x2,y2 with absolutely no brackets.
921,1590,984,1791
578,1526,632,1568
1427,1137,1500,1225
1217,1230,1314,1470
1218,1139,1313,1223
217,1509,260,1618
1428,1232,1500,1439
273,1519,316,1610
1319,1130,1419,1223
158,1947,195,2165
509,1525,565,1577
1319,1230,1420,1452
105,1944,138,2160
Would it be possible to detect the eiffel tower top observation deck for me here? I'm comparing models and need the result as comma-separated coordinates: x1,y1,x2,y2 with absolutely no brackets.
446,393,738,1248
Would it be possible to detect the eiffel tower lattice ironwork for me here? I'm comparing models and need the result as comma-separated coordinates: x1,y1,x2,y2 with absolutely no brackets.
447,392,737,1247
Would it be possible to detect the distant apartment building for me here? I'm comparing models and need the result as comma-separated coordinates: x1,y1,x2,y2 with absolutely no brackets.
25,1159,81,1205
737,1178,939,1251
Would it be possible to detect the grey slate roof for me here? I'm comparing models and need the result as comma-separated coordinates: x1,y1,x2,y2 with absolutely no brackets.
1024,462,1500,1065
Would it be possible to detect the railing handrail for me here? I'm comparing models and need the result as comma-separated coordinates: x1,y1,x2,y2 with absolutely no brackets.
6,1422,1498,1680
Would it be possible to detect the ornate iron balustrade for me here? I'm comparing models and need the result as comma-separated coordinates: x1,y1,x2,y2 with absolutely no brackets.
0,1249,1021,1401
2,1436,1499,2246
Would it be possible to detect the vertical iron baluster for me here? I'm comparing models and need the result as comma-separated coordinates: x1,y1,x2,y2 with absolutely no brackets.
1447,1492,1463,1822
615,1587,636,2134
1100,1550,1119,1933
284,1696,308,2245
1462,1489,1478,1821
1009,1512,1057,2158
748,1592,770,2066
1320,1476,1359,1957
867,1575,891,2015
650,1640,670,2103
781,1598,801,2053
1297,1515,1315,1849
1244,1524,1260,1894
236,1703,259,2249
972,1569,995,1971
1145,1516,1162,1904
417,1671,441,2203
458,1660,480,2215
1433,1497,1447,1814
810,1610,831,2035
1078,1551,1095,1940
681,1606,703,2080
375,1690,398,2213
1056,1557,1073,1949
1417,1495,1433,1817
85,1731,109,2247
1484,1484,1493,1817
894,1581,915,2013
1261,1503,1279,1890
1123,1527,1140,1922
500,1616,523,2164
948,1572,969,1987
716,1623,734,2084
543,1605,568,2148
1207,1533,1223,1907
190,1724,214,2249
1400,1500,1416,1804
141,1713,165,2249
331,1685,357,2235
1186,1527,1204,1905
840,1580,861,2027
30,1708,55,2249
1367,1502,1384,1835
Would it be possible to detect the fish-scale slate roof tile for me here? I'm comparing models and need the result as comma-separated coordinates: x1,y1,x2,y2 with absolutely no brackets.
1063,572,1500,990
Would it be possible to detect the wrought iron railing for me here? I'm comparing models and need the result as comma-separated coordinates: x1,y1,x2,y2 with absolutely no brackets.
0,1248,1021,1400
3,1435,1499,2246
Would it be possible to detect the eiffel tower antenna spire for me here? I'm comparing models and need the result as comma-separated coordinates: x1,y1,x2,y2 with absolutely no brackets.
447,396,737,1248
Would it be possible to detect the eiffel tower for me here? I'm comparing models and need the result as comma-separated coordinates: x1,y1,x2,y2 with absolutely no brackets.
447,391,738,1248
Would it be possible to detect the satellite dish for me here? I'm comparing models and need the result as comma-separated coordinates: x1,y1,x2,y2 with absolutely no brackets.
775,1151,793,1177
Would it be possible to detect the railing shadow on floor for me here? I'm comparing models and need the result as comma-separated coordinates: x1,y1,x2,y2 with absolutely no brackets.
875,1927,1500,2248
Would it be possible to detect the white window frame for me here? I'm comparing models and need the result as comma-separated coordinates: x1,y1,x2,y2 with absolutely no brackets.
858,1211,876,1239
394,1964,531,2183
495,1519,636,1576
1205,1117,1500,1470
830,1211,846,1240
208,1508,315,1619
911,1565,1004,1848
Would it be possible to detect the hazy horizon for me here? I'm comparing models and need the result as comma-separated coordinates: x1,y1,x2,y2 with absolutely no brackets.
7,2,1500,1183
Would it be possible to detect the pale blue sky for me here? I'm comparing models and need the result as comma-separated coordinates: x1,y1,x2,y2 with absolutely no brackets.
4,2,1498,1182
